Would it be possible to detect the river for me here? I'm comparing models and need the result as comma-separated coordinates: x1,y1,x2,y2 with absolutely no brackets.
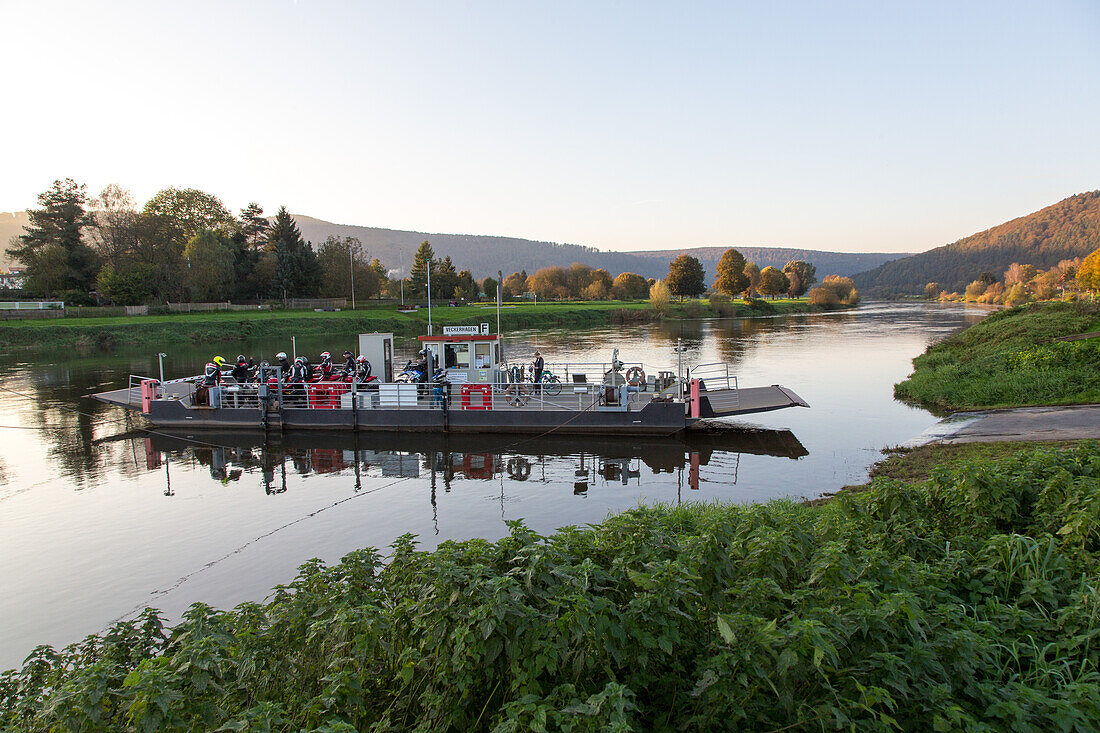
0,301,988,669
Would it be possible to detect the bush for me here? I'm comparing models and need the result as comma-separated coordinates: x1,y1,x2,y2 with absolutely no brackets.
4,444,1100,730
808,275,860,309
648,280,670,313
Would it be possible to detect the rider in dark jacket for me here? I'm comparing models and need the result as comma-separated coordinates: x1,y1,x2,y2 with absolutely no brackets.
289,357,309,383
341,350,355,376
231,355,253,383
275,352,291,379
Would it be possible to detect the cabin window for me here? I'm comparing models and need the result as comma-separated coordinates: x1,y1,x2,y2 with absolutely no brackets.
449,343,470,369
474,343,491,368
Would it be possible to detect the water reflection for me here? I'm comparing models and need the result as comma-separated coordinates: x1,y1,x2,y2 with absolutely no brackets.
142,428,808,499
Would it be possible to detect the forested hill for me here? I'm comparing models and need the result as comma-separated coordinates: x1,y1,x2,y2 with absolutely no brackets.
292,216,905,280
626,247,905,283
852,191,1100,296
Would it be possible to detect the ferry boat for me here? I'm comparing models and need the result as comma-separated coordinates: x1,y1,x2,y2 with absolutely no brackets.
93,330,808,436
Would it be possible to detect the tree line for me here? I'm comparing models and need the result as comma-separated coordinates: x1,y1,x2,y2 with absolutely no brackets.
925,246,1100,305
6,179,850,307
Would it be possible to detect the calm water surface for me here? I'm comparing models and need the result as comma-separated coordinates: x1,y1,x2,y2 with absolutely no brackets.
0,301,988,668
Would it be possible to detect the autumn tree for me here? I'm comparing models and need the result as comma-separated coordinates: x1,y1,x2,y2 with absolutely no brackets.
87,184,138,269
923,282,940,299
502,270,528,297
7,178,98,297
649,279,671,312
583,280,609,300
714,249,749,299
743,262,761,297
526,266,568,299
1078,248,1100,293
758,266,790,299
809,275,861,308
782,260,817,298
666,255,705,301
611,272,648,300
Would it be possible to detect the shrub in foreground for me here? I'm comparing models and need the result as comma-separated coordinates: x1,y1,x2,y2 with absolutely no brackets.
3,443,1100,731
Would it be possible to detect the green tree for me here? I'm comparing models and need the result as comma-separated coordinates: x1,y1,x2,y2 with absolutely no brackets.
183,230,235,301
480,275,498,300
743,262,761,297
7,178,98,297
782,260,817,298
666,255,706,302
88,184,138,269
316,235,376,300
714,249,749,299
758,266,790,299
97,263,158,305
409,240,435,298
455,269,479,301
268,207,319,298
143,187,235,245
434,256,459,299
237,203,269,251
611,272,648,300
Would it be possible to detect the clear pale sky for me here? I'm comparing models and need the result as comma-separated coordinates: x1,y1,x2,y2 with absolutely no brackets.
2,0,1097,253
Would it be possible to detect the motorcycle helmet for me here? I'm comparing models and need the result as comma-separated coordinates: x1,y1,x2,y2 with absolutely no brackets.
320,351,330,359
295,356,305,364
213,356,226,367
236,354,245,362
276,352,287,360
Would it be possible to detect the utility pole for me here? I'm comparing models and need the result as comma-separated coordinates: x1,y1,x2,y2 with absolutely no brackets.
349,241,356,310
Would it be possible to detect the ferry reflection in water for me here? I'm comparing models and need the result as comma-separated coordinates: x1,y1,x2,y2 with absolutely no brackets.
142,428,808,504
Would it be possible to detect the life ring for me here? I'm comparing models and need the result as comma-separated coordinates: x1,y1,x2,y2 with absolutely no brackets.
625,366,646,387
506,457,531,481
504,384,529,407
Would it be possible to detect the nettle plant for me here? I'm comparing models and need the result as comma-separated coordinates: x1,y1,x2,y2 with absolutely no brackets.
3,442,1100,731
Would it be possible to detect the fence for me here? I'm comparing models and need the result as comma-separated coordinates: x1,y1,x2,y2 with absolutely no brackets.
0,301,64,310
167,302,273,313
285,298,348,310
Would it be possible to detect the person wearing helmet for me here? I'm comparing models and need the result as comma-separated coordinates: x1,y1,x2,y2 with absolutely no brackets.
318,351,333,378
275,352,291,379
289,356,308,384
355,354,372,381
204,357,225,386
231,354,254,383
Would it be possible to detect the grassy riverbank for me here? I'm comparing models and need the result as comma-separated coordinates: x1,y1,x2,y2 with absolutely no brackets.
4,441,1099,730
0,298,826,352
894,301,1100,411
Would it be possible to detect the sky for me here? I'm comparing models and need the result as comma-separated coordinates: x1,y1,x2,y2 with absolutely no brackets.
1,0,1098,254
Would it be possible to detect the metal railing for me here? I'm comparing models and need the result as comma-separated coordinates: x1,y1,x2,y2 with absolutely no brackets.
688,362,738,391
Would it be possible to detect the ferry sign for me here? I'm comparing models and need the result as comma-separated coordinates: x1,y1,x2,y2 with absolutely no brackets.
443,325,482,336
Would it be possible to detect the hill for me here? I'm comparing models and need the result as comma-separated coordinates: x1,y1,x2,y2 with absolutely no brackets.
0,211,29,271
852,191,1100,296
0,209,906,282
292,216,905,281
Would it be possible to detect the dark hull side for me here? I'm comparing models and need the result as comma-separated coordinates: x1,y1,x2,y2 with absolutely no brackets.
145,400,689,436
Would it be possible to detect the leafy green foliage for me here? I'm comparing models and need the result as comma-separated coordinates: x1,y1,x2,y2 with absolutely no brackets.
269,207,320,299
7,178,98,297
896,301,1100,410
5,444,1100,730
714,249,748,298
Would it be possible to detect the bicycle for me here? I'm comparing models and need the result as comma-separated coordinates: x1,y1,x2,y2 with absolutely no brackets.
539,370,562,396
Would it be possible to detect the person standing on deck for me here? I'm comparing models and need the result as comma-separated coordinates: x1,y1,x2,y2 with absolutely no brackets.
231,355,253,383
341,350,355,376
532,350,544,391
275,352,291,379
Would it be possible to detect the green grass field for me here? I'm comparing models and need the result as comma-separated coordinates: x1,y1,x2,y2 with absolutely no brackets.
894,301,1100,411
